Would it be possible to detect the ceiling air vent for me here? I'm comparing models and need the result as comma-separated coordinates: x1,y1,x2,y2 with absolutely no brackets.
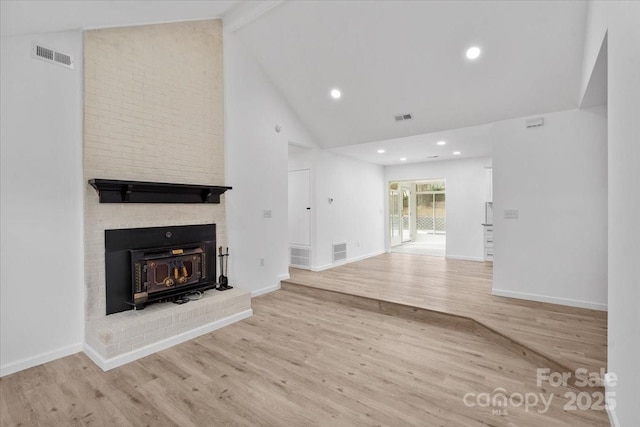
394,113,413,122
31,42,74,69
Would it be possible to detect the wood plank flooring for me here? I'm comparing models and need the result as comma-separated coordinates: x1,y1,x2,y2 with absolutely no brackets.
1,290,608,426
285,253,608,380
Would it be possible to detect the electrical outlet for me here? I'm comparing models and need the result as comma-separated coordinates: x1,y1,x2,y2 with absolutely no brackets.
263,210,272,218
504,209,519,219
259,258,264,267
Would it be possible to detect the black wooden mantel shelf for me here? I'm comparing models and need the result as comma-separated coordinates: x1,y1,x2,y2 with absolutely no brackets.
88,179,232,204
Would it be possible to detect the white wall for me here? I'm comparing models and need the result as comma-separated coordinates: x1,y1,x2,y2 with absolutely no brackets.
0,31,84,376
385,157,491,261
224,33,317,293
313,150,386,269
288,147,313,171
582,3,640,426
492,108,607,310
288,147,386,270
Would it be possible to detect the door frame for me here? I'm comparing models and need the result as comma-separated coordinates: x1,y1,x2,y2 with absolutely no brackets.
387,179,447,251
400,185,412,243
389,186,401,247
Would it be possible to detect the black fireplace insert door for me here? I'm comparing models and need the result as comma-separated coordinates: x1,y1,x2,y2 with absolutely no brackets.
104,224,216,315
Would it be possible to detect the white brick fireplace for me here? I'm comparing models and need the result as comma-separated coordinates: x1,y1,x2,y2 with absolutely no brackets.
82,19,250,370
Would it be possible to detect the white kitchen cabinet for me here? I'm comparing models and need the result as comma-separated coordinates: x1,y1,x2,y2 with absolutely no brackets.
483,225,493,261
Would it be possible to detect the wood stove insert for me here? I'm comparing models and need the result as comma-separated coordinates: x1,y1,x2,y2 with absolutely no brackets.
105,224,217,315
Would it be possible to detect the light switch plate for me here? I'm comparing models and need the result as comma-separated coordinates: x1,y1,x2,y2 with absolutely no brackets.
504,209,519,219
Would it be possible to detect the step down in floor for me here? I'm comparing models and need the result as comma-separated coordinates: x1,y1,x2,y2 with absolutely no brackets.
280,280,603,394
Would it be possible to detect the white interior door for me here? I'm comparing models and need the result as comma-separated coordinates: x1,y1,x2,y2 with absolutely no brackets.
288,169,311,246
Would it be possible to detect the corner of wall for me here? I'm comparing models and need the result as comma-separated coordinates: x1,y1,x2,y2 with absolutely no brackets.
224,31,319,294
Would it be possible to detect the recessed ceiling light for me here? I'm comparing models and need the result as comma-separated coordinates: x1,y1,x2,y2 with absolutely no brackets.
377,149,385,154
400,157,407,161
330,89,341,99
436,140,447,146
466,46,481,60
453,151,461,155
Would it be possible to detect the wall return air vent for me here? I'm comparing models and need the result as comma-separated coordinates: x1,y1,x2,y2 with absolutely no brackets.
31,42,74,69
332,243,347,263
394,113,413,122
290,247,311,269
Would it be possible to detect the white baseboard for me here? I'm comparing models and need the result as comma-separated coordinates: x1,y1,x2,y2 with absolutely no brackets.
277,273,290,281
83,309,253,371
492,288,607,311
251,283,281,298
311,263,333,272
605,383,620,427
312,250,385,272
289,264,312,270
1,342,83,377
445,254,485,262
350,250,385,263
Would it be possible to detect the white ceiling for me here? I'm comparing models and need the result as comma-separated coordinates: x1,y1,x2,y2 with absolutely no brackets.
580,34,607,109
0,0,241,37
330,121,494,166
3,0,590,166
235,1,588,149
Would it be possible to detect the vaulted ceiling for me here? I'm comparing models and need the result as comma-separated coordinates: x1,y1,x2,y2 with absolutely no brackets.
235,1,588,149
3,0,590,160
0,0,240,37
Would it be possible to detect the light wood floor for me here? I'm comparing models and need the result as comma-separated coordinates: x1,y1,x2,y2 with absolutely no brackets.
0,290,608,426
285,253,607,379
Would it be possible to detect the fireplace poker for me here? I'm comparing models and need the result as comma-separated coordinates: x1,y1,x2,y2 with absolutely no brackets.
224,247,229,280
217,246,233,291
218,246,228,289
